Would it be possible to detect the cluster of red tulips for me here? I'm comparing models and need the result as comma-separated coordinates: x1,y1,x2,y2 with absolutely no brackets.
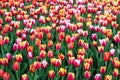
0,0,120,80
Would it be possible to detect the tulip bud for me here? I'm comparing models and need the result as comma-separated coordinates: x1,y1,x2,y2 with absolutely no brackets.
104,52,110,61
13,43,18,51
33,61,41,70
73,59,81,67
2,72,10,80
84,71,91,79
41,60,48,69
94,74,101,80
4,37,9,44
15,54,23,62
48,50,54,58
48,70,55,79
21,74,29,80
100,66,106,74
27,52,34,59
54,59,61,67
39,50,46,58
0,69,4,78
104,75,112,80
56,42,61,50
13,61,19,71
6,53,12,61
84,63,90,71
113,68,119,77
98,46,104,53
58,68,67,76
67,72,75,80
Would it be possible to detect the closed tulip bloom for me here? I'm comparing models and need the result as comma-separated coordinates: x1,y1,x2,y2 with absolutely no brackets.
100,66,106,74
33,61,41,70
98,46,104,53
41,60,48,69
0,69,4,78
59,68,67,76
2,72,10,80
27,46,33,52
73,59,81,67
21,74,29,80
94,74,101,80
67,72,75,80
13,61,19,71
47,40,53,48
84,71,91,79
27,52,34,59
48,70,55,79
104,75,112,80
39,50,46,58
54,59,61,67
67,50,73,57
84,63,90,71
5,53,12,61
4,36,9,44
48,50,54,58
15,54,23,62
58,53,65,60
113,68,119,77
104,52,110,61
56,42,61,50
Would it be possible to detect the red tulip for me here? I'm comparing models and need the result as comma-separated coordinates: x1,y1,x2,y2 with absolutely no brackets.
15,54,23,62
13,61,19,71
58,68,67,76
84,71,91,79
67,72,75,80
100,66,106,74
2,72,10,80
21,74,29,80
6,53,12,61
73,59,81,67
48,70,55,79
94,74,101,80
113,68,119,77
33,61,41,70
104,52,110,61
56,42,61,50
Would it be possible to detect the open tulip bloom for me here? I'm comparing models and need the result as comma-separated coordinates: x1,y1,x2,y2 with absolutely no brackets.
0,0,120,80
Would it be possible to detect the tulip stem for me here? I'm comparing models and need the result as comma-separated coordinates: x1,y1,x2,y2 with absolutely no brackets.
16,71,19,80
76,68,79,80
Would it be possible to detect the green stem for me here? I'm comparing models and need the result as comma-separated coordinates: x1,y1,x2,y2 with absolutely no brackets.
76,68,79,80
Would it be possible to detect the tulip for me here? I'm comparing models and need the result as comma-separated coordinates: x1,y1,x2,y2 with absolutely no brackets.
4,36,9,44
67,72,75,80
99,39,107,47
15,54,23,62
13,43,18,51
48,70,55,79
56,42,61,50
100,66,106,74
67,50,73,57
92,40,97,47
94,74,101,80
27,52,34,59
58,53,65,60
98,46,104,53
33,61,41,70
78,39,84,46
73,59,81,67
21,74,29,80
2,72,10,80
48,50,54,58
0,69,4,78
47,33,52,40
47,40,53,48
27,46,33,52
113,68,119,77
84,71,91,79
109,49,115,56
54,59,61,67
39,44,46,51
65,35,71,43
68,57,75,64
91,33,97,40
104,75,112,80
41,60,48,69
13,61,19,71
68,42,74,50
58,68,67,76
84,63,90,71
104,52,110,61
39,50,46,58
29,63,36,73
5,53,12,61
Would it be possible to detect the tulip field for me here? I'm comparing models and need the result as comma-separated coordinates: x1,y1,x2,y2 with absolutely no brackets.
0,0,120,80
